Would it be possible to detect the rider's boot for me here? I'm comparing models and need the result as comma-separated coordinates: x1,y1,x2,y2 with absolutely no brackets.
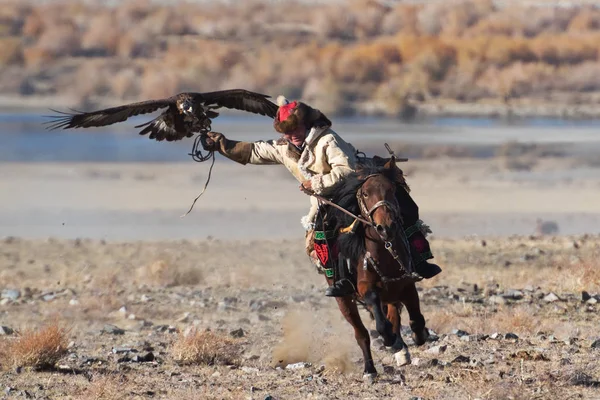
406,224,442,279
325,256,355,297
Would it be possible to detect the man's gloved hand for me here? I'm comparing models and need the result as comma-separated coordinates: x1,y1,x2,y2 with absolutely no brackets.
202,131,225,152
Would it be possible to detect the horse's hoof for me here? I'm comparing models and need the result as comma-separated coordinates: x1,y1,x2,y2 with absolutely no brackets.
363,373,377,384
394,348,411,367
390,336,407,351
412,328,430,346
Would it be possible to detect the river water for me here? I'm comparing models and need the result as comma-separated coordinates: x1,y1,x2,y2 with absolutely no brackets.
2,112,600,162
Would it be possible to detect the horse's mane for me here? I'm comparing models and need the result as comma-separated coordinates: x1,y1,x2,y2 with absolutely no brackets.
315,158,397,264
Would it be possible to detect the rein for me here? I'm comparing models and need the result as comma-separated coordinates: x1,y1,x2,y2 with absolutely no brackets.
300,186,374,227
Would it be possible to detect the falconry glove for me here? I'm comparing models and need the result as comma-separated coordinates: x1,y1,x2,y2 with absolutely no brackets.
203,131,253,165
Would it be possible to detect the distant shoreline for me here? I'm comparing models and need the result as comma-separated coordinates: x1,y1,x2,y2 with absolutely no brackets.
2,94,600,122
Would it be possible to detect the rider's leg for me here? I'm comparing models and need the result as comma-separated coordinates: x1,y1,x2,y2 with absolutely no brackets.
394,185,442,279
325,255,355,297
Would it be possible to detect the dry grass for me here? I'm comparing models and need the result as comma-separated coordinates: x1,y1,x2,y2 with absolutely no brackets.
5,0,600,116
1,323,70,370
171,328,240,366
136,259,202,288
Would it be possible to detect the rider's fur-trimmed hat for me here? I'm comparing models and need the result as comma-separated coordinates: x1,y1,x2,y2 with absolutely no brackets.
273,95,332,134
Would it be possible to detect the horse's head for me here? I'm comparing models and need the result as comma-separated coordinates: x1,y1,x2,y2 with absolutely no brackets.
357,158,401,241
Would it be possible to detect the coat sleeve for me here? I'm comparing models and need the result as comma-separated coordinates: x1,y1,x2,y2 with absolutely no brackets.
248,140,284,165
310,137,356,195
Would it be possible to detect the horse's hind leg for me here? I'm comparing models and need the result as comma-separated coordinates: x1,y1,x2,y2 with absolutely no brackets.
335,296,377,377
364,290,396,347
401,282,429,346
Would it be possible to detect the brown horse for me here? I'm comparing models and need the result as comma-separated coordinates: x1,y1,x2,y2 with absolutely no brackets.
314,157,430,380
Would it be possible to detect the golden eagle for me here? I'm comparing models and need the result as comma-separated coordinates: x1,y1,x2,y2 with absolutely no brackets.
44,89,278,142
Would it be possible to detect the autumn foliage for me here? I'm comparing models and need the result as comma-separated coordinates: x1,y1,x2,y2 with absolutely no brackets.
1,0,600,116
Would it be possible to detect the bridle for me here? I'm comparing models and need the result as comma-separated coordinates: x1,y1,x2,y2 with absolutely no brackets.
356,174,417,283
356,173,401,226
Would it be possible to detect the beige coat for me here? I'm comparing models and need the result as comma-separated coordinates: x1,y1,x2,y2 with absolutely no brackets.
247,126,357,230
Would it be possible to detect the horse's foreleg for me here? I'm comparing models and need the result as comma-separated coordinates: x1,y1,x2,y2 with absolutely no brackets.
401,282,429,346
364,290,396,347
387,303,411,366
334,296,377,377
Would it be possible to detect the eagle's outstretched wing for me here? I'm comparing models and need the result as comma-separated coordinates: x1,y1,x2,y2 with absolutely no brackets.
43,98,176,131
44,89,278,143
197,89,278,119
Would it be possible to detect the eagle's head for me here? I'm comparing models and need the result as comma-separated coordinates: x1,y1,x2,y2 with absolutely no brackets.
180,99,194,116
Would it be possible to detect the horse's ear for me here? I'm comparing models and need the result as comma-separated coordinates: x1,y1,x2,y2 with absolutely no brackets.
383,157,396,170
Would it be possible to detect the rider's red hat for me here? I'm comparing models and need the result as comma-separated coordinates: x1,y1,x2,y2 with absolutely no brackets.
273,95,331,134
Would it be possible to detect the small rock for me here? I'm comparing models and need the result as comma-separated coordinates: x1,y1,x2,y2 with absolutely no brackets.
136,320,153,330
587,297,598,305
581,291,592,302
230,328,245,338
488,295,507,305
452,355,470,363
591,339,600,349
103,324,125,335
502,290,524,300
154,325,177,333
264,396,274,400
0,298,10,306
523,285,535,292
1,289,20,301
489,333,503,340
543,293,560,303
451,329,469,337
505,333,519,340
462,334,488,342
132,352,155,363
410,357,422,366
128,314,136,320
140,294,151,302
42,293,56,302
241,366,259,374
112,347,134,354
0,326,14,335
118,306,127,315
286,362,310,370
425,345,447,355
69,299,79,306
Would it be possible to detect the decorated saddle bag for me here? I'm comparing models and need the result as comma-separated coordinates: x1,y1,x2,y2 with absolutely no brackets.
313,206,339,278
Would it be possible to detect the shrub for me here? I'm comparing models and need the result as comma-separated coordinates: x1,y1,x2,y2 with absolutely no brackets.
171,328,240,366
1,323,70,370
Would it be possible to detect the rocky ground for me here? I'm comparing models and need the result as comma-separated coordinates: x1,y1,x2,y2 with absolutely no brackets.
0,235,599,399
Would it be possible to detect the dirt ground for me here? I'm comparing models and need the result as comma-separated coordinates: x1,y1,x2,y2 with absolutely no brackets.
1,157,600,399
0,235,599,399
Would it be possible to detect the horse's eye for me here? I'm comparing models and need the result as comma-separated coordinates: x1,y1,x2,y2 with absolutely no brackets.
363,192,368,198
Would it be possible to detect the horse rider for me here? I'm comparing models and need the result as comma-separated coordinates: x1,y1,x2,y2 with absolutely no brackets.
201,96,441,297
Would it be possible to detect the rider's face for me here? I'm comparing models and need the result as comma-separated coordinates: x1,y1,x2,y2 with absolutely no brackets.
284,122,307,143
